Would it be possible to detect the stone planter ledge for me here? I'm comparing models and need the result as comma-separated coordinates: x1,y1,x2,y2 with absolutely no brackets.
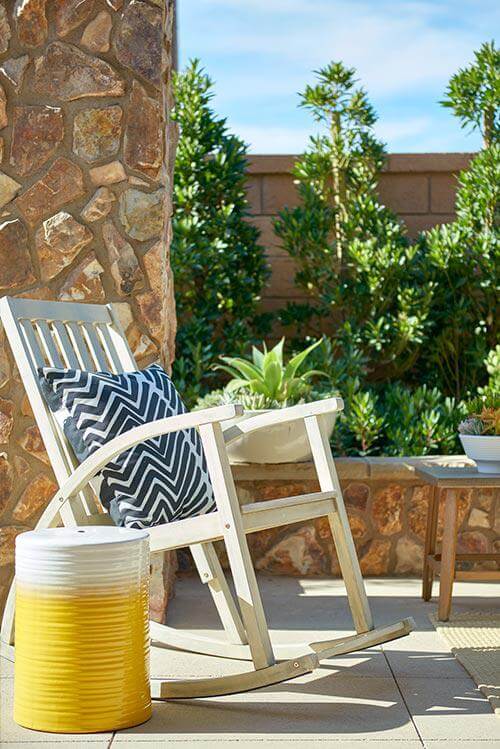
231,454,473,482
222,455,498,578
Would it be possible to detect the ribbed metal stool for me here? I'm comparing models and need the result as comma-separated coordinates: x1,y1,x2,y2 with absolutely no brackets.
14,526,152,733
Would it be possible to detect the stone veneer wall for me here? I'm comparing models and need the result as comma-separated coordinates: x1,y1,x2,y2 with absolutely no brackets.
0,0,177,622
180,457,498,578
245,154,475,314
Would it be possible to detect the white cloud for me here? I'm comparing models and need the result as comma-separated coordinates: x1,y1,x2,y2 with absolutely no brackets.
238,118,430,153
375,117,432,145
180,0,493,97
235,124,313,153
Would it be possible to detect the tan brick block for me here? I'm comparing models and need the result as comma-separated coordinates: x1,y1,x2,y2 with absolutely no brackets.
430,173,459,213
264,255,301,298
384,153,473,173
245,176,262,214
400,213,455,238
377,173,429,213
261,174,299,214
246,215,284,255
247,155,296,174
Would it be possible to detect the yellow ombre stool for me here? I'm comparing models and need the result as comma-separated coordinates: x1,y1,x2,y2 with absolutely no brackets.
14,526,152,733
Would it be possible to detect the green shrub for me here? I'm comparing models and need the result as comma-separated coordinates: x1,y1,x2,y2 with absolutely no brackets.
171,60,269,405
307,338,464,457
441,41,499,148
482,345,500,395
416,42,499,399
174,48,498,458
273,62,431,383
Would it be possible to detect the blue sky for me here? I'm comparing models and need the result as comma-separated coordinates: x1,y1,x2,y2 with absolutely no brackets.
178,0,498,153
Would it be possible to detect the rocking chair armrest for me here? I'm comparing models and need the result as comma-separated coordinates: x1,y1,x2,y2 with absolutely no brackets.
57,404,243,501
223,397,344,446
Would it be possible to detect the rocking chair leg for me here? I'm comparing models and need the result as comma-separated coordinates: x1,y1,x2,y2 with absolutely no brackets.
1,500,69,650
0,580,15,649
190,542,248,645
199,422,275,670
152,651,318,700
305,415,373,634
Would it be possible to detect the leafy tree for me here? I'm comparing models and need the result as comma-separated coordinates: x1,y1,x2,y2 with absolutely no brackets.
441,41,499,147
416,42,499,399
171,60,269,404
274,62,430,382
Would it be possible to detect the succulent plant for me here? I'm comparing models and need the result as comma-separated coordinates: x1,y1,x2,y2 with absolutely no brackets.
459,393,500,436
213,338,325,408
458,417,484,435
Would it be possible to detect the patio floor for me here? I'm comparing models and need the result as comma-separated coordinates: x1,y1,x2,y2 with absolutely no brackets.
1,575,499,748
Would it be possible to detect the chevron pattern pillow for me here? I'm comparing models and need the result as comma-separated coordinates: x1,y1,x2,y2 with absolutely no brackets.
38,364,215,529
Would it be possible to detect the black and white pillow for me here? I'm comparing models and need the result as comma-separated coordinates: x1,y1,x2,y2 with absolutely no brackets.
38,364,215,529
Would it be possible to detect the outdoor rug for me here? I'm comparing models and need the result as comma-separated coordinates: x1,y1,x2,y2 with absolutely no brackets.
430,609,500,715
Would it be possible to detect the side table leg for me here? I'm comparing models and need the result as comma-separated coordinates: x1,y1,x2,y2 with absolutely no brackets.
422,485,438,601
438,488,458,621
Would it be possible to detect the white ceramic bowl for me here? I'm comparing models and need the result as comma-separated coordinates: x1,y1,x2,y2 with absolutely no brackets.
459,434,500,474
225,409,336,464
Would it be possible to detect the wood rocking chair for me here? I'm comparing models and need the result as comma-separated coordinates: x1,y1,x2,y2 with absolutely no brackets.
0,296,413,699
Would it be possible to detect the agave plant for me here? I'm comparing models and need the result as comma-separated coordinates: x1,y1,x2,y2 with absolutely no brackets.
214,338,324,408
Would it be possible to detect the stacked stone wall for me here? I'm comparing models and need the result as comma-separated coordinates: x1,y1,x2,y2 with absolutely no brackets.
0,0,176,622
177,458,499,578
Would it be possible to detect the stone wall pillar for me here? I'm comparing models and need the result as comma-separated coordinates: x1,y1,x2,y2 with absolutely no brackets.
0,0,177,622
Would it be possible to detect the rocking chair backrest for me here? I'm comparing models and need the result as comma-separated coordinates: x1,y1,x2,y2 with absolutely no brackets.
0,297,138,522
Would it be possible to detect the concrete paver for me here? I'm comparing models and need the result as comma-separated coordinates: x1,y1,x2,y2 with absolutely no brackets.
1,576,498,747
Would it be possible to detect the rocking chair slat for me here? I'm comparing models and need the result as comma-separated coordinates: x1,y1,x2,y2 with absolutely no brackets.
199,421,275,671
106,305,137,370
34,320,64,368
190,542,248,645
5,297,111,325
95,323,123,373
66,321,95,370
81,322,109,370
18,319,46,369
310,617,415,659
305,414,373,634
51,321,80,368
151,651,319,700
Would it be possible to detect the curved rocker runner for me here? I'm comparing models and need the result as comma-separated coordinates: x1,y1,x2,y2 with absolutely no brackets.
0,296,414,699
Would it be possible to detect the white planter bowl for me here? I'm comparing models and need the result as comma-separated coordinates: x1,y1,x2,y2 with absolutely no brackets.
226,409,336,464
459,434,500,474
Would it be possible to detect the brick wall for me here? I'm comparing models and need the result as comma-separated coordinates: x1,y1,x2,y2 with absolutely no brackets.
246,153,474,312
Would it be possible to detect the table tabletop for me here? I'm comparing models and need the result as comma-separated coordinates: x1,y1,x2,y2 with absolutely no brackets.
414,464,500,488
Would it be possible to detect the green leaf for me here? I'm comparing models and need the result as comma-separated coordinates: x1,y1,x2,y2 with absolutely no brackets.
263,360,282,398
284,339,323,381
271,337,285,366
263,348,280,370
217,356,263,382
225,378,250,393
251,345,265,368
213,364,244,381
